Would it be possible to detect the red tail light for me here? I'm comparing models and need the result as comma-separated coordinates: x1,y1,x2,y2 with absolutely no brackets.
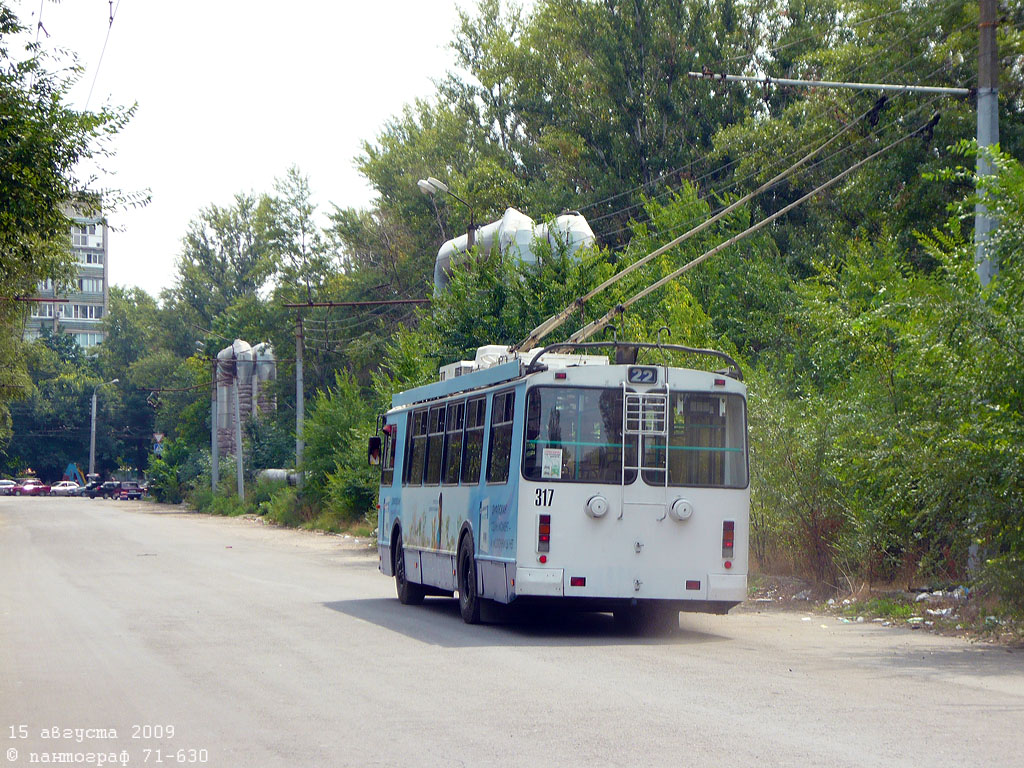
538,514,551,553
722,520,735,558
570,576,586,587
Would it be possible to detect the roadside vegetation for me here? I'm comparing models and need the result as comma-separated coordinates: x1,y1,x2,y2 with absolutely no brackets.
3,1,1023,622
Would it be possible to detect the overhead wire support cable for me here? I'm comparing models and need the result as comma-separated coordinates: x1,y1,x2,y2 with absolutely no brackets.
567,115,939,345
282,299,429,309
512,98,881,353
688,69,970,97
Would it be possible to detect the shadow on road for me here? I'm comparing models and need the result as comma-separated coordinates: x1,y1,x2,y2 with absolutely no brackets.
323,597,731,648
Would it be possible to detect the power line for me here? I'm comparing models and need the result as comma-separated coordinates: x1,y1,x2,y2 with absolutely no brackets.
568,115,939,344
582,12,975,235
591,35,977,243
84,0,122,110
514,97,883,352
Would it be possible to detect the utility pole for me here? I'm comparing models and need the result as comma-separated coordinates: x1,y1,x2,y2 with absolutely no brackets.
233,366,244,501
295,312,304,486
89,378,118,476
211,359,219,492
280,299,428,486
975,0,999,286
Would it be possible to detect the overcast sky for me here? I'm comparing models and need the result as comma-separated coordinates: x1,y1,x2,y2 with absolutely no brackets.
13,0,475,298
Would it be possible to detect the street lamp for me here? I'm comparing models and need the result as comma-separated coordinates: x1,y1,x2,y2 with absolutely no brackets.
89,378,119,477
418,176,476,248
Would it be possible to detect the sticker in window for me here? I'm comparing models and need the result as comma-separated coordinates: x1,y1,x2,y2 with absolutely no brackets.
541,448,563,479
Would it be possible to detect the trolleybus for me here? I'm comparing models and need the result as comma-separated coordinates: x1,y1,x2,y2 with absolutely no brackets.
370,340,749,629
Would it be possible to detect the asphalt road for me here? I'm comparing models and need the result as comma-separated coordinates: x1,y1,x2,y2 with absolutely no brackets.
1,496,1022,768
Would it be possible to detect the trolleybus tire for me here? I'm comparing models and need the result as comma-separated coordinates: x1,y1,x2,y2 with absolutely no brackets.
457,535,481,624
394,535,425,605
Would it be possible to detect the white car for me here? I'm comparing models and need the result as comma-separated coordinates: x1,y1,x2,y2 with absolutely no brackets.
49,481,81,496
0,479,15,496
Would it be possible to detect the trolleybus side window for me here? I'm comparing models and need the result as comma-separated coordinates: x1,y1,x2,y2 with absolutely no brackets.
461,397,486,484
404,408,428,486
486,389,516,484
381,426,396,486
443,400,465,485
641,392,748,488
523,387,637,484
424,405,446,485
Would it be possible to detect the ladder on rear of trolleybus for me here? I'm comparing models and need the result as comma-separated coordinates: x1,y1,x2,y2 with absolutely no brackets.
621,385,670,518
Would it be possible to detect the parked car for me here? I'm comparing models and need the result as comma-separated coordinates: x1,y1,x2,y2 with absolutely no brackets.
118,482,143,500
49,481,81,496
12,479,50,496
86,481,121,499
81,480,103,497
0,479,15,496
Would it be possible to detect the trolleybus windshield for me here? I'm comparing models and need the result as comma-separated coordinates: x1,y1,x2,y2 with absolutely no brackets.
522,387,638,484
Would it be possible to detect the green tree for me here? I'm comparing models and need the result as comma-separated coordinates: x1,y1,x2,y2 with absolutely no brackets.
0,3,135,439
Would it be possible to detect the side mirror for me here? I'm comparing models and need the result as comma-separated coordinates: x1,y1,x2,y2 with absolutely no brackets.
367,435,382,466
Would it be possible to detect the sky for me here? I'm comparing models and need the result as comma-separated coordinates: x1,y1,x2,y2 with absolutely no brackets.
12,0,475,298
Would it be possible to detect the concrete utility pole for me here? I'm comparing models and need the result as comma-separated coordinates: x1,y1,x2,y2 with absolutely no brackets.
88,378,118,476
975,0,999,286
295,312,304,486
233,367,244,502
211,359,219,492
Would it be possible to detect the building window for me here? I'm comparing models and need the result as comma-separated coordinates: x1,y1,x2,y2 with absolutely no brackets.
30,303,55,318
67,304,103,320
73,332,103,348
77,277,103,293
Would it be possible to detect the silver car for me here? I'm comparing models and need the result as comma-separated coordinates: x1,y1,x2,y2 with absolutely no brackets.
49,481,81,496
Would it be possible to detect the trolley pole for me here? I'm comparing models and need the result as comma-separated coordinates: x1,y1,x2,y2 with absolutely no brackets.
975,0,999,286
295,312,304,486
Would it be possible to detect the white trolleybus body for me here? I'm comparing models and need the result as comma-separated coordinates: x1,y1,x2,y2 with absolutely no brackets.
372,341,749,626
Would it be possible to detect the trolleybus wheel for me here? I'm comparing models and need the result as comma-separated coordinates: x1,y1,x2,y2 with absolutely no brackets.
457,535,481,624
394,535,425,605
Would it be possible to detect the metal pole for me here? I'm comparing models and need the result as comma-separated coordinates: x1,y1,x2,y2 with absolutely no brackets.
295,313,304,485
975,0,999,286
211,360,219,492
89,389,98,476
234,375,244,501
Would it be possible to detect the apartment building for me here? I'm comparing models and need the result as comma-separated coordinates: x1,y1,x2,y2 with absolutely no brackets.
24,208,109,348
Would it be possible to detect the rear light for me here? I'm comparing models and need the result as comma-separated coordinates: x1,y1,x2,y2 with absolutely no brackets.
555,372,567,380
538,514,551,553
722,520,735,558
570,576,586,587
685,580,701,590
714,377,726,387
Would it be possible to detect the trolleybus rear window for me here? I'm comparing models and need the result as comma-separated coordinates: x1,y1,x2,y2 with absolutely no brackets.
522,387,638,484
641,392,748,488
